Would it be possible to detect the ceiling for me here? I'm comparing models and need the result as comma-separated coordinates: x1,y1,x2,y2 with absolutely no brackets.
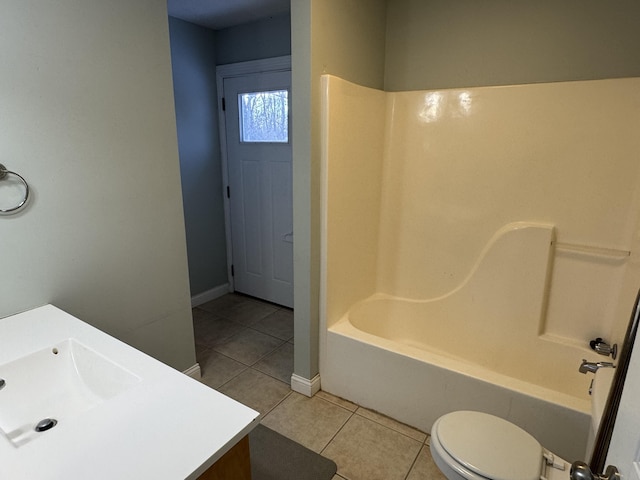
167,0,290,30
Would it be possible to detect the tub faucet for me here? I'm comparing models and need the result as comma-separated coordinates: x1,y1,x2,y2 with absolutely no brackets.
579,359,615,374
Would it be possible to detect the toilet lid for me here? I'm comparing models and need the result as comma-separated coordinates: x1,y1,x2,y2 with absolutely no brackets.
435,411,542,480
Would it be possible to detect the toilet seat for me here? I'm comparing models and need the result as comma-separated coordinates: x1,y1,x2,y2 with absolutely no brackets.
431,411,543,480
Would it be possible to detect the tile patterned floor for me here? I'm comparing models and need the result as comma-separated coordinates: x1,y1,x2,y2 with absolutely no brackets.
193,293,446,480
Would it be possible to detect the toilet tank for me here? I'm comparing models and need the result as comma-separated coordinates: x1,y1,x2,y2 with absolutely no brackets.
585,367,616,460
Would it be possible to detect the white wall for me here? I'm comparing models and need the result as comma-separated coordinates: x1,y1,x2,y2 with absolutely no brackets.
0,0,195,371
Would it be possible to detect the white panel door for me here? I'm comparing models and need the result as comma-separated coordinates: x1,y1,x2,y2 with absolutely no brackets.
224,71,293,307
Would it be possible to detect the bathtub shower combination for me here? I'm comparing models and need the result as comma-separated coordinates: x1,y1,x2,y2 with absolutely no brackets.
319,75,640,462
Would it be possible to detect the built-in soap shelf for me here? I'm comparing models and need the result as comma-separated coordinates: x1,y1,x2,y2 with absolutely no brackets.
553,241,630,259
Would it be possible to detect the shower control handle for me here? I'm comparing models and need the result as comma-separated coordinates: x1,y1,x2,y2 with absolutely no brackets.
570,461,620,480
589,337,618,360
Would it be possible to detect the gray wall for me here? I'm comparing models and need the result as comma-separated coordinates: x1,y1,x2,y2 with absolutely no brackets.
1,1,196,370
385,0,640,91
169,17,228,296
216,13,291,65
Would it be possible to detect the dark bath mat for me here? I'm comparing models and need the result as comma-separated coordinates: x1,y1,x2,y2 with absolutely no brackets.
249,424,337,480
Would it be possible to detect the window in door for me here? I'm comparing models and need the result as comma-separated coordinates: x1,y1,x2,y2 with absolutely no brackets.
238,90,289,143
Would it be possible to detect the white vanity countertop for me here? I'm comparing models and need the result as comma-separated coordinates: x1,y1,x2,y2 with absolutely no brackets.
0,305,260,480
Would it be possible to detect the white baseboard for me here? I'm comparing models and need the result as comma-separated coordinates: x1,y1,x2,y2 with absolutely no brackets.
191,283,230,308
291,373,321,397
183,363,201,379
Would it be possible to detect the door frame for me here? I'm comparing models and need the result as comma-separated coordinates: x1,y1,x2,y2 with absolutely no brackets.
216,55,292,292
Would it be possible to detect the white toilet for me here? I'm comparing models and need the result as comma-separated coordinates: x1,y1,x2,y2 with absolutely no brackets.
430,368,615,480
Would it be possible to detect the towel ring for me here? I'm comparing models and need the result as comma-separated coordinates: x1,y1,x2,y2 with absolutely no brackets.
0,163,30,213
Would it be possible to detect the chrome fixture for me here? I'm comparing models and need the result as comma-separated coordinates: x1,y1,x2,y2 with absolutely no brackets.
590,338,618,360
579,359,615,374
0,163,30,214
0,378,5,390
570,461,620,480
35,418,57,432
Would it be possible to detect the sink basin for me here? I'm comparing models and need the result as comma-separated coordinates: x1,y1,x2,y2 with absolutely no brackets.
1,305,261,479
0,338,140,447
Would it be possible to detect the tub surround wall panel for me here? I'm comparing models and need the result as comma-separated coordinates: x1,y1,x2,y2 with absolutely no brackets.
545,253,628,342
345,224,596,398
321,76,386,329
0,1,195,371
611,252,640,345
376,78,640,343
599,181,640,344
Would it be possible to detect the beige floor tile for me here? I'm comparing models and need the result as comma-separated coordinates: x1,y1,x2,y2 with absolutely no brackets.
261,392,353,453
195,342,210,360
253,342,293,383
406,445,447,480
251,308,294,340
355,407,427,442
219,298,279,326
218,368,291,415
322,414,422,480
212,328,284,365
191,307,214,323
198,350,247,389
316,390,358,412
198,293,248,314
332,476,347,480
193,315,246,347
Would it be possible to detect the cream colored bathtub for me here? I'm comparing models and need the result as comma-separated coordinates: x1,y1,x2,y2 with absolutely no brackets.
322,312,590,461
347,295,591,399
325,313,591,461
322,223,594,461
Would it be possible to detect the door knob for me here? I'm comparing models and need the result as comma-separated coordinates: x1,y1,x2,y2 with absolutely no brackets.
570,461,621,480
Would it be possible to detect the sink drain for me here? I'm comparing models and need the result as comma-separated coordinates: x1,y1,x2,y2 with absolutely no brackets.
35,418,57,432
